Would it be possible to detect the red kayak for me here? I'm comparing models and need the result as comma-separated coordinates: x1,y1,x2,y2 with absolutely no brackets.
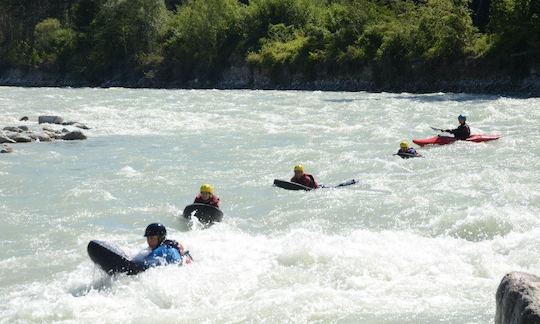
413,134,500,146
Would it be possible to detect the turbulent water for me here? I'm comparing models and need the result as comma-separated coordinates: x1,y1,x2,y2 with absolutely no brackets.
0,87,539,323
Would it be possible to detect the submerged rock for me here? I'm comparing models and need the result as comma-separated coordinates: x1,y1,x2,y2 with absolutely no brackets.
3,126,22,132
1,144,13,153
496,272,540,324
0,132,16,143
19,116,29,121
28,132,51,142
11,133,32,143
62,130,87,140
75,123,90,130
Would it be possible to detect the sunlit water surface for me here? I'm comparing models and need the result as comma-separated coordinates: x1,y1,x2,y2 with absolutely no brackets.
1,87,539,323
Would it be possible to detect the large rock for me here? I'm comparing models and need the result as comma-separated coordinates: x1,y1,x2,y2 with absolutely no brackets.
62,130,87,140
11,133,32,143
3,126,21,132
1,144,13,153
42,128,62,139
0,132,16,143
27,132,51,142
496,272,540,324
38,115,64,124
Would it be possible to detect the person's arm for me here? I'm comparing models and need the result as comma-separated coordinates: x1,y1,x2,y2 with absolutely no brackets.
168,248,182,264
213,196,220,209
308,175,319,189
143,249,162,267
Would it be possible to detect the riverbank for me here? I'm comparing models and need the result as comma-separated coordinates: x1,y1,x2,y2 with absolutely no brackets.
1,66,539,97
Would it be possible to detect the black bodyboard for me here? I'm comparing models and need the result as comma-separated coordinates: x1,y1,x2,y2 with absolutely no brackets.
183,203,223,223
273,179,312,191
87,240,145,275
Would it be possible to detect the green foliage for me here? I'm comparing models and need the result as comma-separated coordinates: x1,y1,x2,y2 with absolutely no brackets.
0,0,537,83
488,0,540,55
163,0,244,81
89,0,168,77
33,18,75,70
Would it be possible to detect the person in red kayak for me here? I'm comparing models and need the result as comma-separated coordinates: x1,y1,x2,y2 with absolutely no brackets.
194,184,220,209
443,114,470,140
290,164,318,189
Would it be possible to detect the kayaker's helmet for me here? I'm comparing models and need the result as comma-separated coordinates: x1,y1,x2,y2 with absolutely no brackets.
144,223,167,237
400,141,409,149
458,114,466,121
200,183,214,194
294,164,304,172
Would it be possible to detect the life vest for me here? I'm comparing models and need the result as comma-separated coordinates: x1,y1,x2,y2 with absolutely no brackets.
163,239,193,264
290,173,318,189
194,194,220,209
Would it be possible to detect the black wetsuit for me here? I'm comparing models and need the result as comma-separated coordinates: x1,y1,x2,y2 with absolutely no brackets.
447,124,470,140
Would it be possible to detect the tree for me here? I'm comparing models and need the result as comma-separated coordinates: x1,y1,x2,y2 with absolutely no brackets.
33,18,75,70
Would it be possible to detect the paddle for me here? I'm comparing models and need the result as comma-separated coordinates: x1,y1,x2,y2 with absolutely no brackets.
319,179,358,188
430,126,446,132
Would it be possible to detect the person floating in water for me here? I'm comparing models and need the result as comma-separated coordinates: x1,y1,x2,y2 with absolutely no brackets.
442,114,470,140
397,141,421,158
290,164,318,189
139,223,183,268
194,184,220,209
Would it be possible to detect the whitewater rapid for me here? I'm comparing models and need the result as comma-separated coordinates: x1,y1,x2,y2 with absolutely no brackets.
0,87,539,323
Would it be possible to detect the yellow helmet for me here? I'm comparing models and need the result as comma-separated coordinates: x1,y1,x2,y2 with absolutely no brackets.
200,184,214,194
294,164,304,172
400,141,409,149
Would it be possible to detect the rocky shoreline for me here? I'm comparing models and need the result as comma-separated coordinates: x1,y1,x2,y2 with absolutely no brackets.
0,115,88,154
1,67,539,97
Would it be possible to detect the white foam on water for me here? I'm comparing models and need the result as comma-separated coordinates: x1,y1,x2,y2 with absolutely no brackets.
0,87,539,323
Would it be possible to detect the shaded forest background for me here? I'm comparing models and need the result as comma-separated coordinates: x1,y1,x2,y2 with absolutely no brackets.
0,0,538,91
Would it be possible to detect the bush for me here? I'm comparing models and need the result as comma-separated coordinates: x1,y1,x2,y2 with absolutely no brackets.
163,0,244,81
89,0,168,77
34,18,75,70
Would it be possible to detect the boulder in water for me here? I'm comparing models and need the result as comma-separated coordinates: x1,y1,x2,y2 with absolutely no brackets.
75,123,90,130
0,132,16,143
28,132,51,142
19,116,29,121
62,130,87,140
42,128,62,139
496,272,540,324
38,115,64,124
11,133,33,143
3,126,22,133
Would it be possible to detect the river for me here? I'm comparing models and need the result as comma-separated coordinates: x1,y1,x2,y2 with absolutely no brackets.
0,87,539,323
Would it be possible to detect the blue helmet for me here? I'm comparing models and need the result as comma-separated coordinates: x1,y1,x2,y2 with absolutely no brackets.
458,114,466,121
